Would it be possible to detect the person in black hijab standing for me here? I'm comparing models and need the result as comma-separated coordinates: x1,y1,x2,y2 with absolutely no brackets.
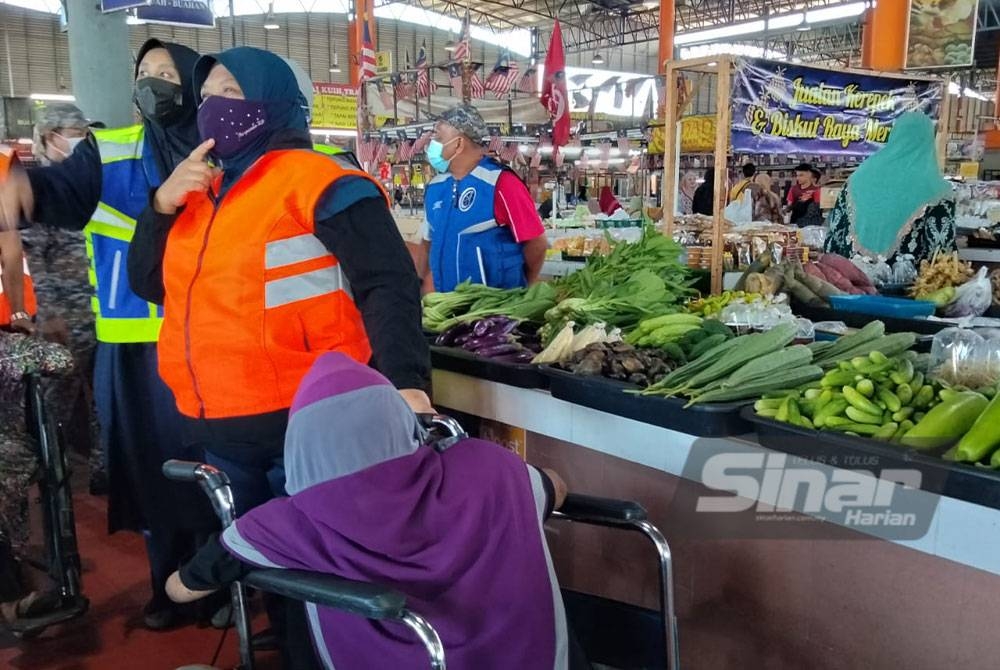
0,39,218,631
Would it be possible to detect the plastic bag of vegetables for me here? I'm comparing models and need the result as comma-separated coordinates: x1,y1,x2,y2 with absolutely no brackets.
929,327,1000,390
943,267,993,318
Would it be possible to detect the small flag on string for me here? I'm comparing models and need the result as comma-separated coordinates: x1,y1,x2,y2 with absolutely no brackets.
617,132,630,155
452,10,472,62
488,135,503,153
470,65,486,99
416,41,438,96
599,141,611,161
413,130,433,153
530,149,542,168
553,147,564,167
445,63,463,92
517,67,537,94
500,143,519,163
484,50,520,98
579,152,589,170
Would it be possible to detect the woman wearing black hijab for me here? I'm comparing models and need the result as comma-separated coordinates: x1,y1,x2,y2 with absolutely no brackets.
692,168,715,216
0,39,217,631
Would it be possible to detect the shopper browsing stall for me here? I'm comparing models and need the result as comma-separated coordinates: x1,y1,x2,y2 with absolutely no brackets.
691,168,715,216
824,111,956,263
420,104,548,293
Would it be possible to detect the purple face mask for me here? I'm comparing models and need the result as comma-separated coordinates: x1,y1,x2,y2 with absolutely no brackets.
196,96,268,159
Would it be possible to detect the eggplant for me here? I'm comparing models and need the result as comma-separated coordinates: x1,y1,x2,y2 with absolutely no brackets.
472,317,499,338
436,322,474,347
476,342,523,357
463,334,513,351
472,316,519,338
492,350,536,364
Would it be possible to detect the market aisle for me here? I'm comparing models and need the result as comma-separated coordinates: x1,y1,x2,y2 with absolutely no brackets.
0,464,275,670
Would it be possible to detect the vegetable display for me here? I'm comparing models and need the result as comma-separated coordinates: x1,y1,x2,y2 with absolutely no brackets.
910,251,974,299
423,281,558,333
556,342,679,387
433,316,541,363
639,323,824,405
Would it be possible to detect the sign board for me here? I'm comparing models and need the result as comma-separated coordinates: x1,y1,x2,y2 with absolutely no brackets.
647,114,716,155
135,0,214,28
906,0,979,69
478,419,527,461
731,58,942,156
101,0,150,10
959,161,981,180
311,83,358,129
375,51,393,76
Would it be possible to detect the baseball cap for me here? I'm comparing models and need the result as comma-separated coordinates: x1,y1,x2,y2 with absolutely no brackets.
437,103,488,144
34,103,91,134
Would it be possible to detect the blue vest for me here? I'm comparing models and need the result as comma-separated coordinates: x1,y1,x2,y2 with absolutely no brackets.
84,125,165,343
425,158,526,293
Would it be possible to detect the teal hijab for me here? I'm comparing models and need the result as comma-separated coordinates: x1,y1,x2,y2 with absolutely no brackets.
847,112,952,257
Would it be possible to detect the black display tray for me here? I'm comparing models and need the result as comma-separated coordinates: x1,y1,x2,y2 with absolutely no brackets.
430,346,548,389
743,406,1000,512
541,367,751,437
795,303,947,336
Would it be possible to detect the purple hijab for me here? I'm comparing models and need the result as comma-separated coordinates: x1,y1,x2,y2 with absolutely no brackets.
221,353,568,669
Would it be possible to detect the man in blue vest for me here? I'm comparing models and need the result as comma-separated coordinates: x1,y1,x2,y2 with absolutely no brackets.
419,104,548,294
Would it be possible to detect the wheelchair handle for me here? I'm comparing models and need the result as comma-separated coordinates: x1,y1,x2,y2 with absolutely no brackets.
416,414,466,440
162,460,236,527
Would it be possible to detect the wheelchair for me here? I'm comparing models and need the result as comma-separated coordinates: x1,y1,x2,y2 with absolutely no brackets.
164,414,678,670
8,373,89,637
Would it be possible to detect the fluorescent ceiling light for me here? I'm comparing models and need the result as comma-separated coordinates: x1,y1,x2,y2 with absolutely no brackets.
796,12,812,31
329,53,341,73
675,20,766,45
30,93,76,102
948,81,989,101
642,0,659,8
592,53,605,65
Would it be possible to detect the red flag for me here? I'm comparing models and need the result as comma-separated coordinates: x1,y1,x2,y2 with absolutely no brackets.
540,20,570,147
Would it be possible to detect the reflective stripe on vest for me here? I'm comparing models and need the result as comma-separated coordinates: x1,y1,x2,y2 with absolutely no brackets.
264,234,353,308
84,125,164,344
159,148,382,419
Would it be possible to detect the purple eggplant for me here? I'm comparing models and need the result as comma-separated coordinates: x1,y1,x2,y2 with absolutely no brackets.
475,342,523,358
462,334,513,352
491,350,536,364
435,322,474,347
473,317,499,337
473,316,519,338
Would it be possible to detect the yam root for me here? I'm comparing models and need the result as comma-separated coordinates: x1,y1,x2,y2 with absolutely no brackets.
782,266,826,307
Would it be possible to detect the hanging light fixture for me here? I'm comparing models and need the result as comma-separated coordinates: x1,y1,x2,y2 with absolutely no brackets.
445,40,457,52
796,11,811,31
263,2,280,30
329,52,341,73
592,53,605,65
642,0,658,8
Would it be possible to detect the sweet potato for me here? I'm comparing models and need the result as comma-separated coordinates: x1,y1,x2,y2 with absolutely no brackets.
803,263,829,281
818,253,874,289
816,263,855,293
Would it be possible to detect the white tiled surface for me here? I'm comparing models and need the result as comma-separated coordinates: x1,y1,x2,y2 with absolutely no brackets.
433,370,1000,577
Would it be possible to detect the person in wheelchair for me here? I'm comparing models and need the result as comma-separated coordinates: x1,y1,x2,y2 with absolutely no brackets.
0,331,73,626
166,353,591,669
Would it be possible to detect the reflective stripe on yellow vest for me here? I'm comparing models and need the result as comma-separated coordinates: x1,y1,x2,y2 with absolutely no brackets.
84,125,164,344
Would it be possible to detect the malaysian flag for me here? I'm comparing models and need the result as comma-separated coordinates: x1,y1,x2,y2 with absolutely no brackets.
553,147,564,167
599,141,611,161
376,79,394,108
488,134,503,153
392,73,408,101
413,130,432,153
359,20,377,81
530,149,541,168
470,64,485,99
617,133,630,155
357,137,373,166
517,67,537,94
397,140,414,162
446,63,463,92
579,152,589,170
484,50,520,98
500,142,519,163
452,10,471,62
415,40,437,96
375,141,388,165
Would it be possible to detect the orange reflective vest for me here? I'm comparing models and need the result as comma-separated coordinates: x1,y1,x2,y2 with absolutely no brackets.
0,148,37,326
159,149,383,419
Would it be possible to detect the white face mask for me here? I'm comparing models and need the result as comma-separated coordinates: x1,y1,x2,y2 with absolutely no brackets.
49,133,86,160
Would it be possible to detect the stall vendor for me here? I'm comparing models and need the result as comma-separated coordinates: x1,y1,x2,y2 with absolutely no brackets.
787,163,823,226
419,104,547,294
824,112,956,263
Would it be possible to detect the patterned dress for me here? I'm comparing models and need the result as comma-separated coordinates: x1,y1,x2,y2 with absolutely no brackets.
0,333,74,557
824,189,958,262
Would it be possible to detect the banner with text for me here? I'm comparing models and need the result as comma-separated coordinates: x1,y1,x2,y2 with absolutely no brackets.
312,83,358,129
101,0,150,11
134,0,214,28
732,59,942,157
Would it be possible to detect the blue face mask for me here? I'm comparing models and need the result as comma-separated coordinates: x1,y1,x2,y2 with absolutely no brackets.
426,137,458,173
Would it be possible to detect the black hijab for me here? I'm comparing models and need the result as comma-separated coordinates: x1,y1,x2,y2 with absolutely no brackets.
134,39,201,184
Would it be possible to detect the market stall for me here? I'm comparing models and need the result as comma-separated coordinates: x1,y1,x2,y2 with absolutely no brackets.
421,219,1000,664
659,55,949,295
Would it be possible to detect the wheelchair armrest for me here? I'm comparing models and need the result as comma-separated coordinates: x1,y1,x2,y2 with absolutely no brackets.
243,569,407,621
557,493,648,523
